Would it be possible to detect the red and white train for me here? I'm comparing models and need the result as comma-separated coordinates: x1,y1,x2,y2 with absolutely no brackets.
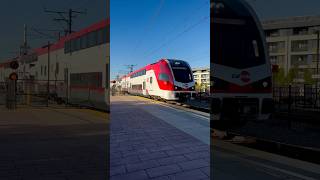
211,0,273,127
121,59,196,101
0,19,110,111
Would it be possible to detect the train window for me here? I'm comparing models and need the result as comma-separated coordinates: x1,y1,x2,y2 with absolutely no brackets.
97,28,104,45
103,27,109,44
80,35,87,49
71,39,76,52
159,73,169,81
143,82,146,90
64,41,71,53
150,77,153,84
75,38,81,51
88,31,98,47
41,66,43,76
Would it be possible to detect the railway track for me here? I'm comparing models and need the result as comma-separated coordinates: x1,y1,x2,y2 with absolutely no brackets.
212,129,320,164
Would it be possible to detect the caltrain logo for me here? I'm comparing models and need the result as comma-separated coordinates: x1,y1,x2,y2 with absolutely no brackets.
232,71,251,83
240,71,250,83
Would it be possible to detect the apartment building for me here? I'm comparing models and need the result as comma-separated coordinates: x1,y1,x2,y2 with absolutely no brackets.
263,16,320,84
192,67,210,92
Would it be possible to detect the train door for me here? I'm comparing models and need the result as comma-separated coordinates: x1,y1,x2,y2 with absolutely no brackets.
142,81,146,95
64,68,69,103
148,76,153,95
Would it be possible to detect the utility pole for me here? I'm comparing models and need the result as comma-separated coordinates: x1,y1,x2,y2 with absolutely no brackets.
42,41,52,107
125,64,137,73
316,30,319,107
44,8,86,35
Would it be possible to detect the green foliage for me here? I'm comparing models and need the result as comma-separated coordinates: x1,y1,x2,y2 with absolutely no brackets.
273,67,287,86
286,65,299,84
195,82,202,92
273,66,316,86
303,68,315,85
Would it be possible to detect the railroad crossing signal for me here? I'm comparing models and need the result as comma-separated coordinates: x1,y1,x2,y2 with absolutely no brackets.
10,61,19,70
9,72,18,81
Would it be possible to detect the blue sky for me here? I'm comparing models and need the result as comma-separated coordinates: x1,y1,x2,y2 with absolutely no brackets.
110,0,210,79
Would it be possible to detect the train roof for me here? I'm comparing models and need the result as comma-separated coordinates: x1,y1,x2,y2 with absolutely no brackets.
121,58,190,79
213,0,256,19
34,19,110,56
122,59,167,78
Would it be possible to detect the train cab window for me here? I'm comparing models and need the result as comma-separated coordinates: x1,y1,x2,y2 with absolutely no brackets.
150,77,153,84
159,73,169,81
252,40,260,57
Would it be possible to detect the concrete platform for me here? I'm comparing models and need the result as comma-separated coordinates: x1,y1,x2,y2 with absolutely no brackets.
111,95,320,180
0,107,108,180
110,96,210,180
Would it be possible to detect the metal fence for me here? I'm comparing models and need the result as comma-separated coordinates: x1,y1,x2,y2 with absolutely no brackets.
0,79,68,108
273,85,320,112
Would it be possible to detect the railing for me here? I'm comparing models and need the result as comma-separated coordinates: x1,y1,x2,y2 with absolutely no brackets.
273,85,320,112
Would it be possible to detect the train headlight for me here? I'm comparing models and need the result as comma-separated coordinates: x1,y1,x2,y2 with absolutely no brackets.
262,81,268,88
175,86,178,90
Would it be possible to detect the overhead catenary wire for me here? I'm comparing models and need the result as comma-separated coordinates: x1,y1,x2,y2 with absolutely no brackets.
144,15,210,58
129,0,166,58
140,0,209,59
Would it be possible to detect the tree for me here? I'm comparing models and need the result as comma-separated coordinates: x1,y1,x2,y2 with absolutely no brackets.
273,67,287,86
287,65,299,84
303,68,315,85
195,82,201,92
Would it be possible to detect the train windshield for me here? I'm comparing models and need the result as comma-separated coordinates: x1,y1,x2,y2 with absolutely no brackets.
213,1,266,69
168,60,193,83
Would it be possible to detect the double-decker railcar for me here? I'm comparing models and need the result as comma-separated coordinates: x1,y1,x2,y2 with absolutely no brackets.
121,59,196,101
24,19,110,111
211,0,273,127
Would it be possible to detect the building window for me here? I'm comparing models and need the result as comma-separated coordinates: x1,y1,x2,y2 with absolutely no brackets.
293,27,309,35
292,55,308,66
292,40,309,52
265,29,280,37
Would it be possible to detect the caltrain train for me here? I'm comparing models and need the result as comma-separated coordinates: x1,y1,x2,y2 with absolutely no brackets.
211,0,273,127
0,19,110,111
120,59,196,101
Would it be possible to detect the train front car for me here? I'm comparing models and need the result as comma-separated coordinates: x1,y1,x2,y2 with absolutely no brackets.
166,59,195,101
147,59,195,101
211,0,273,128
